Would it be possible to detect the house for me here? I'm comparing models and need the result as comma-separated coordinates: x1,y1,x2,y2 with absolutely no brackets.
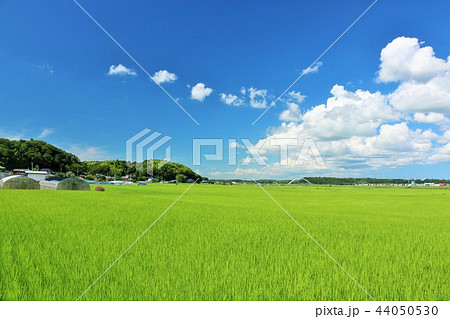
25,170,49,182
11,169,27,175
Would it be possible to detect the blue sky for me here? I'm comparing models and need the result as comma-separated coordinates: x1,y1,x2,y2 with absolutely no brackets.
1,0,450,179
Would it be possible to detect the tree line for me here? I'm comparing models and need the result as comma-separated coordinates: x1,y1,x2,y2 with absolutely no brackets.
252,177,450,185
0,138,201,182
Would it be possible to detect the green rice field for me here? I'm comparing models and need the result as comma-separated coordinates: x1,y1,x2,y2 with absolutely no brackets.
0,184,449,301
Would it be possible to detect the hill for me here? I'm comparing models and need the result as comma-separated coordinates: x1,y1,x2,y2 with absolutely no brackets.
0,138,201,182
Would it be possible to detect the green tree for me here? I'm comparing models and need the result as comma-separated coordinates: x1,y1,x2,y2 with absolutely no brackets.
175,174,187,183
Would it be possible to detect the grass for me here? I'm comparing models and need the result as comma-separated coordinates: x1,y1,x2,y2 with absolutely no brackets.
0,184,448,301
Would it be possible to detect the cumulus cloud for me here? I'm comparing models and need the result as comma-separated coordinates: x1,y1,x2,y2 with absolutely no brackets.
107,64,137,76
298,85,399,140
389,75,450,113
303,61,323,75
152,70,177,84
191,83,213,101
230,37,450,177
377,37,450,83
257,119,441,174
427,143,450,163
374,36,450,114
219,93,245,106
278,91,306,122
279,102,302,122
413,112,449,126
248,87,268,109
241,83,450,176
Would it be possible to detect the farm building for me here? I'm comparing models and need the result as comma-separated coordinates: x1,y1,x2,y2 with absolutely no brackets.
0,175,40,190
39,177,90,191
25,170,49,181
11,169,27,175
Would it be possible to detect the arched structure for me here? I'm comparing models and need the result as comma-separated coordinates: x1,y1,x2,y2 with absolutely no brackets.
288,178,312,185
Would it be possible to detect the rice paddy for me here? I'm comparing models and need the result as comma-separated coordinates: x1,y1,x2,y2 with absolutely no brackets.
0,184,448,301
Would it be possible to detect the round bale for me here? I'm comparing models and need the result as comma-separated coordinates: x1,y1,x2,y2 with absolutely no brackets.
0,175,40,190
95,186,105,192
56,177,90,191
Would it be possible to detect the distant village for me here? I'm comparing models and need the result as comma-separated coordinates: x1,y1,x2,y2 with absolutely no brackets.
0,166,196,190
1,165,449,190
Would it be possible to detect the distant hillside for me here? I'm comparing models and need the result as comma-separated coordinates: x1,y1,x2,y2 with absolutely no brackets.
0,138,202,182
0,138,80,171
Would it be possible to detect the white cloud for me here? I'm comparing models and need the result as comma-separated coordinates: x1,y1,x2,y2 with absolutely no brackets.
428,143,450,163
374,37,450,114
239,82,450,176
228,37,450,177
37,63,54,75
279,102,302,122
299,85,399,140
152,70,177,84
107,64,137,77
248,87,268,109
0,128,24,140
278,90,307,122
287,90,306,104
191,83,213,101
303,61,323,75
68,146,108,161
219,93,245,106
389,75,450,113
38,129,54,139
377,36,450,83
256,120,441,175
413,112,449,126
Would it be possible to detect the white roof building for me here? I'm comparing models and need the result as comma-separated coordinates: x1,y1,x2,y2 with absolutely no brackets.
25,170,49,182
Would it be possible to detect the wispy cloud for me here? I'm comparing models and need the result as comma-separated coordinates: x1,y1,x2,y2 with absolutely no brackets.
38,128,55,139
68,145,108,161
302,61,323,75
0,128,25,140
287,90,306,104
107,64,137,77
37,62,54,75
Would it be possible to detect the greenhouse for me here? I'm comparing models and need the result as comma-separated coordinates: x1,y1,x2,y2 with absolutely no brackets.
39,177,90,191
0,175,40,190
